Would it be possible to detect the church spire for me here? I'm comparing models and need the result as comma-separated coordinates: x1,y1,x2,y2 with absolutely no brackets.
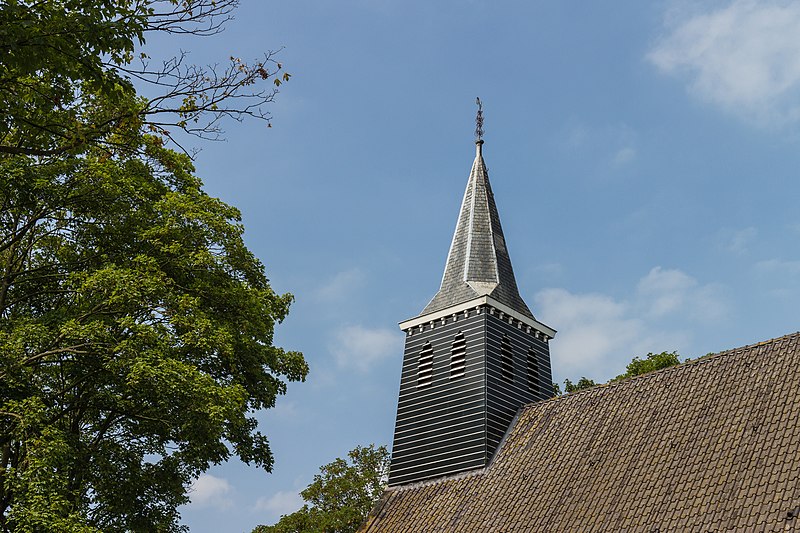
421,112,534,320
388,109,555,486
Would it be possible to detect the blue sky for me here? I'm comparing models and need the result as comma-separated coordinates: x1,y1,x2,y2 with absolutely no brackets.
143,1,800,530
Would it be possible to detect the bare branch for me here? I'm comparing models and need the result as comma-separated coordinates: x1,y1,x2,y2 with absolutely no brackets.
144,0,238,36
0,0,287,158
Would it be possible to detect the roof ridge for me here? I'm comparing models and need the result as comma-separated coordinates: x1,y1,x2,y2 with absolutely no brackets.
532,330,800,406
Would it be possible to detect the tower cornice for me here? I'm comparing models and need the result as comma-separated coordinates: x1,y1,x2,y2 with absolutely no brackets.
399,295,556,339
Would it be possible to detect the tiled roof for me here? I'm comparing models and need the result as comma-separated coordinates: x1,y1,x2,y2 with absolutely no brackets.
421,141,534,320
362,331,800,532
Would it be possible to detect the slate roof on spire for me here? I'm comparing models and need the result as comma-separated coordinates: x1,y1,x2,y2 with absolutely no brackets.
421,140,535,319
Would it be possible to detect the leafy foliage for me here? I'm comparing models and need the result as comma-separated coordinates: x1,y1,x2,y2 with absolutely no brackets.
0,0,288,157
553,351,683,396
253,445,390,533
0,133,308,531
0,1,304,531
613,351,681,381
563,377,597,393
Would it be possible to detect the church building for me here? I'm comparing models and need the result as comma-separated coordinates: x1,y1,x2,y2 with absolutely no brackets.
360,116,800,531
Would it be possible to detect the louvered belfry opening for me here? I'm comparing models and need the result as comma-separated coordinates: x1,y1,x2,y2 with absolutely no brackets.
527,347,539,392
417,342,434,388
450,332,466,378
500,335,514,382
388,137,556,486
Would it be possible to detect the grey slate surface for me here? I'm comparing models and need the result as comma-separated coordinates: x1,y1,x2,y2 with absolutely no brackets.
421,141,534,320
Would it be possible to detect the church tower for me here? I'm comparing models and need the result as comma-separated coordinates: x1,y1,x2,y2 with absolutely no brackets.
388,110,556,486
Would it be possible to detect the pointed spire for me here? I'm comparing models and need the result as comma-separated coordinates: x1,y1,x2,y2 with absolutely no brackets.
421,137,535,319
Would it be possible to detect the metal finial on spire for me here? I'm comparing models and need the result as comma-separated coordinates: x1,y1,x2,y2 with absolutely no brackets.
475,97,484,142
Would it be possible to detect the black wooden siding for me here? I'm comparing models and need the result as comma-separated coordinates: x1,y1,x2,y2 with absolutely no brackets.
389,311,487,485
484,310,552,457
389,305,552,486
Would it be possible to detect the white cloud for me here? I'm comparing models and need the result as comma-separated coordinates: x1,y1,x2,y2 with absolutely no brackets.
754,258,800,298
613,146,636,165
637,267,727,321
269,400,299,418
535,288,644,374
330,325,403,372
637,266,697,317
189,474,234,510
559,121,638,168
535,267,727,380
254,490,304,516
756,258,800,274
533,262,564,279
563,122,589,148
725,227,757,254
649,0,800,125
314,268,365,302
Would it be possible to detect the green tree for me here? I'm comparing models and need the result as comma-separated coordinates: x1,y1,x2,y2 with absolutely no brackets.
554,352,683,396
253,445,390,533
563,377,596,393
613,351,681,381
1,130,308,532
1,1,304,531
0,0,289,157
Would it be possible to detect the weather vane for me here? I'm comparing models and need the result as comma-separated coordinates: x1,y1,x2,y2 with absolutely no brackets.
475,97,484,142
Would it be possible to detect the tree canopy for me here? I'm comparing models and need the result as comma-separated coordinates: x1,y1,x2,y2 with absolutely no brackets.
1,1,304,531
554,351,684,396
0,0,289,157
253,445,390,533
612,351,681,381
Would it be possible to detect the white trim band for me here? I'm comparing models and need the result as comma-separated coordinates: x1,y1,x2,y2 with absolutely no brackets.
399,295,557,338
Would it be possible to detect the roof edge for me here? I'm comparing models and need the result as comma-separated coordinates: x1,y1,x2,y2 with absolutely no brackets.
536,330,800,407
383,465,487,493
